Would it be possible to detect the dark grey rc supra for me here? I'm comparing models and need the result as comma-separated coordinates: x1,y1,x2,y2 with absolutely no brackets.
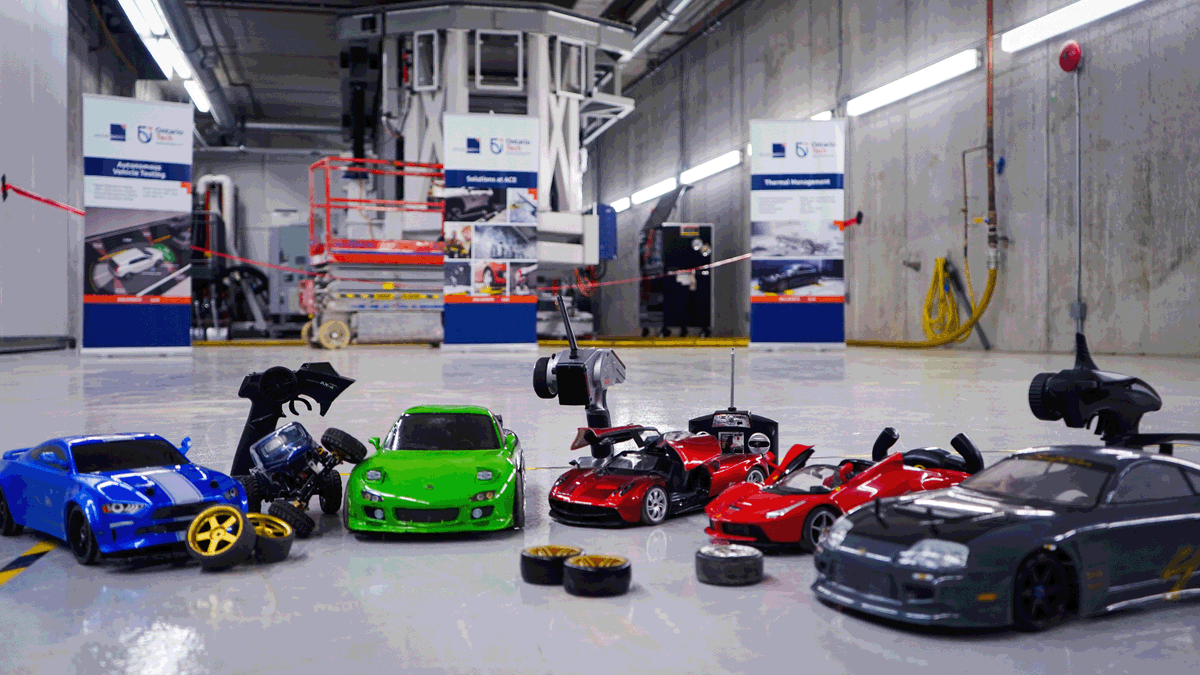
812,334,1200,631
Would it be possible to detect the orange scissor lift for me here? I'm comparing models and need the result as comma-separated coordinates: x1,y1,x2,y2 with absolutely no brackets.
303,157,446,348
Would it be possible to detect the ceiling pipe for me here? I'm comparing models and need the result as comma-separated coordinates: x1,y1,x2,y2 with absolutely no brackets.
618,0,700,62
243,122,344,134
195,146,343,156
158,0,236,130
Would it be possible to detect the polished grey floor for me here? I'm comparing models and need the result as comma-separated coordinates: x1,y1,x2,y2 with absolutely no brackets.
1,345,1198,674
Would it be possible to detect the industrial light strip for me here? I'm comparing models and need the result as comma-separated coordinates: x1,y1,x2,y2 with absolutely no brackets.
611,0,1146,211
115,0,212,113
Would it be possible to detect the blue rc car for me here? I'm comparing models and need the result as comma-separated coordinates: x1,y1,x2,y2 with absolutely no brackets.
0,433,247,565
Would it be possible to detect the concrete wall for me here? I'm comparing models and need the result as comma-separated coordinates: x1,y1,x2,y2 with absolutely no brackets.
0,1,72,339
594,0,1200,355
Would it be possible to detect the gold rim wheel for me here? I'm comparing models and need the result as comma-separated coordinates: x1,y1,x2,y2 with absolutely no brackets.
317,319,351,349
248,513,293,539
525,545,582,559
300,320,313,343
187,505,246,557
567,554,627,568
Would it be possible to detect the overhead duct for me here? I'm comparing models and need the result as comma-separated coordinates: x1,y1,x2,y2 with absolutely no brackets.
619,0,699,62
158,0,236,130
243,122,344,134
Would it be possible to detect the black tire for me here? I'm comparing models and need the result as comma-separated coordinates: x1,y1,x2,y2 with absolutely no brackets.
800,506,840,552
745,467,767,484
318,471,343,515
236,475,262,513
640,486,669,526
185,504,256,570
0,486,23,536
67,507,100,565
268,500,316,539
512,472,525,529
563,555,632,597
520,545,584,585
532,356,556,399
322,428,367,465
695,544,765,586
1013,550,1073,631
248,513,295,564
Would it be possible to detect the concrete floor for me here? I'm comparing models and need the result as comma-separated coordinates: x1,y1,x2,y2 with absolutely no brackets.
1,345,1199,674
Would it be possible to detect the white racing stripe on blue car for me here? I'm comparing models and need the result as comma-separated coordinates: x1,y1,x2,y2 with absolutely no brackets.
138,469,204,505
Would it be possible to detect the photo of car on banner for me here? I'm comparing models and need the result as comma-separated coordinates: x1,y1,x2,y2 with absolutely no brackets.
812,334,1200,631
84,213,192,297
751,259,844,297
0,433,246,565
346,405,524,534
751,220,844,258
706,427,984,550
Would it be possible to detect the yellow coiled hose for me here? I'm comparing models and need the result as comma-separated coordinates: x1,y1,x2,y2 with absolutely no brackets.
847,265,998,349
922,258,968,343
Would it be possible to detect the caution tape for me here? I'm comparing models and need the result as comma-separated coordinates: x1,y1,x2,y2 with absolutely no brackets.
191,245,752,295
0,540,56,587
1,175,84,216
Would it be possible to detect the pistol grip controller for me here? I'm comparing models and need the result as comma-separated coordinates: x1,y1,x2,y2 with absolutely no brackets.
230,362,355,475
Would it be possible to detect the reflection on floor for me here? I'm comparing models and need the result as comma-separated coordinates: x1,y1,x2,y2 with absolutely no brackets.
1,346,1198,674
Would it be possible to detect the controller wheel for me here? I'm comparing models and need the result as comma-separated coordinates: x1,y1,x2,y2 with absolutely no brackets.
260,367,299,404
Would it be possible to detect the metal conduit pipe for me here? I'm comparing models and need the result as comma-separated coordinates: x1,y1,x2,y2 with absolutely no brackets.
159,0,236,130
619,0,701,62
243,122,345,134
195,146,343,156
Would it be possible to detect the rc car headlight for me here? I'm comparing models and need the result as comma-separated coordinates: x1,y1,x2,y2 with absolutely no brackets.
365,469,384,481
223,487,240,501
765,502,806,519
361,489,385,503
897,539,970,570
471,491,497,502
476,470,495,481
101,503,146,514
824,517,854,549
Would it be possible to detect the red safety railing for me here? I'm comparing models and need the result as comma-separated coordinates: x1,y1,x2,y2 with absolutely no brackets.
308,157,446,265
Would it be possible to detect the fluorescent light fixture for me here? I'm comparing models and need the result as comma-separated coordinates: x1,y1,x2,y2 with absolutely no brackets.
610,197,631,213
1001,0,1146,53
681,150,742,185
846,49,980,116
631,177,678,205
116,0,152,36
132,0,167,36
162,39,193,80
810,110,833,121
745,143,752,157
184,80,212,113
143,38,179,80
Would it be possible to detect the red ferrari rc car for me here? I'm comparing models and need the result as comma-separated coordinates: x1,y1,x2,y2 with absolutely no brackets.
548,425,778,526
705,428,985,550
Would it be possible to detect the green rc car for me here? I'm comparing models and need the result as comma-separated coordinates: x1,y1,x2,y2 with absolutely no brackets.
344,405,524,534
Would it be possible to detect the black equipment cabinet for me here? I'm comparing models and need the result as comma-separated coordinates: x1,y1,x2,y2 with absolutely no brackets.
659,223,713,337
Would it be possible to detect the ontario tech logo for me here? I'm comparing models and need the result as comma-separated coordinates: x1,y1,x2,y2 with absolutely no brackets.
771,143,785,158
466,138,480,154
490,138,503,154
795,142,809,157
137,126,153,143
110,124,126,142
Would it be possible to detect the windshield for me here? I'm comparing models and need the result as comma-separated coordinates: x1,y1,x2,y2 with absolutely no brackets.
387,413,499,451
72,439,188,474
960,455,1112,507
601,451,668,475
255,424,311,456
773,465,839,494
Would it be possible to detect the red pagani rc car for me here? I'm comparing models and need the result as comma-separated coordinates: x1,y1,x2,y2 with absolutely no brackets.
548,425,781,527
705,428,985,550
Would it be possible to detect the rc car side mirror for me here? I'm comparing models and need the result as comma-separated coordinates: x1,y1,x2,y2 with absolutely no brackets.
40,454,68,470
179,437,192,456
368,437,382,452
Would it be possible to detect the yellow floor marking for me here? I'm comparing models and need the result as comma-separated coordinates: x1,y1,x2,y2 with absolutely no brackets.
0,540,57,587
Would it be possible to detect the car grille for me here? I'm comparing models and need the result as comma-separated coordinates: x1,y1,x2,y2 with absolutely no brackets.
717,522,769,541
830,560,897,599
152,502,215,520
548,499,622,524
136,521,192,535
393,507,459,523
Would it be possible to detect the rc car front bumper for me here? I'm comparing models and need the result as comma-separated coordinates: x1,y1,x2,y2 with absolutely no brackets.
346,483,516,534
811,540,1012,628
95,499,239,555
